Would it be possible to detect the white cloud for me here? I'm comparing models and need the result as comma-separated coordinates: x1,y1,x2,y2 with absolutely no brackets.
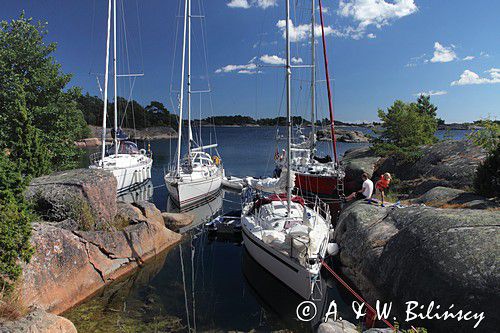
255,0,277,9
260,54,285,65
366,33,376,39
216,54,304,75
462,55,475,61
259,54,303,65
430,42,457,63
238,69,260,74
337,0,418,39
413,90,447,97
276,19,338,42
451,68,500,86
215,60,260,75
227,0,250,9
227,0,276,9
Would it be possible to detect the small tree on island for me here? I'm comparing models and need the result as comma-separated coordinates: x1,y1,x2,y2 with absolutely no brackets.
372,95,438,162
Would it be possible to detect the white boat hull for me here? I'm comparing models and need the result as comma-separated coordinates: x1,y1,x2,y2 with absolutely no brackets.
242,225,318,300
166,173,222,208
112,161,152,193
90,154,153,193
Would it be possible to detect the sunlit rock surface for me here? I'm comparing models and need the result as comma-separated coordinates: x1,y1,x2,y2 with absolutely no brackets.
334,200,499,331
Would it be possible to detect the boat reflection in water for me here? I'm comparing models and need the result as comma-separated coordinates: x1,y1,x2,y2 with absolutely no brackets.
167,189,224,233
117,179,154,203
242,248,328,332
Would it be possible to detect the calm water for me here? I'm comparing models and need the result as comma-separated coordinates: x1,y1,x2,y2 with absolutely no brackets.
67,127,468,332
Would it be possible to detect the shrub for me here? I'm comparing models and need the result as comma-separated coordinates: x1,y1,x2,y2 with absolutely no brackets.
0,153,33,292
473,144,500,198
468,119,500,197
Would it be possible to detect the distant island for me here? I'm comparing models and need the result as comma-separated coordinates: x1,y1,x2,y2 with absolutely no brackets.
77,93,491,132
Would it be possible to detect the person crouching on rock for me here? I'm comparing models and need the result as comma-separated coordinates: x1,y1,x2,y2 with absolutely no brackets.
346,173,373,202
374,172,392,207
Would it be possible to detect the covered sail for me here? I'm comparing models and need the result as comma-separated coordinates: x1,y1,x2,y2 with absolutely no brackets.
244,169,295,193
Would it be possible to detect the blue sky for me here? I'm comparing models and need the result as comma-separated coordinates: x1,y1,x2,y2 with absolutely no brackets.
2,0,499,122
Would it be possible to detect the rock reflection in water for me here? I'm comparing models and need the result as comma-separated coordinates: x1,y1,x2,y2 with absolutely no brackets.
63,249,185,332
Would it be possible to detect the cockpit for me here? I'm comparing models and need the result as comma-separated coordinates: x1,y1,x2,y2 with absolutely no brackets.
106,141,140,156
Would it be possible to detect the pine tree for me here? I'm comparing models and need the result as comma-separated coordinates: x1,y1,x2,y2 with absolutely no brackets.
416,94,438,118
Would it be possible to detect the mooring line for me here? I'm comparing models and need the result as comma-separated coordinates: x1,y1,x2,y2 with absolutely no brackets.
320,259,395,330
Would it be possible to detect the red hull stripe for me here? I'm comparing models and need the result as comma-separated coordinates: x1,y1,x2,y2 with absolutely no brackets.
295,173,338,195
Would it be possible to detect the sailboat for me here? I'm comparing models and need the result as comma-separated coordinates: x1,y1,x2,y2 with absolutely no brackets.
241,0,334,300
165,0,223,208
275,0,345,200
89,0,152,193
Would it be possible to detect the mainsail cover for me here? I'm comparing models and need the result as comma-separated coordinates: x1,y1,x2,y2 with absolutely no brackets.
244,169,295,193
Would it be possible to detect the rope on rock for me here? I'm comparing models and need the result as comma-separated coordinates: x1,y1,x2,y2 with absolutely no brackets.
320,259,395,330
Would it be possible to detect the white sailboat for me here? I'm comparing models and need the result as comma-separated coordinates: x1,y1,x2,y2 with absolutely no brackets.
89,0,152,193
165,0,223,208
241,0,334,300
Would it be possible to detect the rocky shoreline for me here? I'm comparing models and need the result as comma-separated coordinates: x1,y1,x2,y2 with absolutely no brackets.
0,169,193,332
317,128,371,143
325,140,499,332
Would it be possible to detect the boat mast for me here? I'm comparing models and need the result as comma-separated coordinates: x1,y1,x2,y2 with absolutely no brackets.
310,0,316,148
318,0,338,164
113,0,118,155
187,0,193,156
176,0,189,175
285,0,292,216
100,0,112,162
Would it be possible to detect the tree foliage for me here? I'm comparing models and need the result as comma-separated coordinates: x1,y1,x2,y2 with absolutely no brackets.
468,119,500,197
372,96,439,161
467,119,500,153
0,13,90,291
0,153,33,291
473,144,500,198
0,13,89,174
77,94,179,130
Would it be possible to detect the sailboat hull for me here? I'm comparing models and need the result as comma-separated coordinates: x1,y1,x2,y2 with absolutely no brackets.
166,173,222,208
295,172,338,196
90,154,153,193
241,225,317,300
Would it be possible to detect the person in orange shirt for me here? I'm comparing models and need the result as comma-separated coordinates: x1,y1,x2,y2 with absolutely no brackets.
373,172,392,207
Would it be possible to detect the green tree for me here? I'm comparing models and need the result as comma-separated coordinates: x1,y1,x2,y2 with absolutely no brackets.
0,13,89,174
0,153,33,291
78,92,104,128
0,13,91,292
372,98,438,161
468,119,500,153
416,94,437,118
0,67,51,177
